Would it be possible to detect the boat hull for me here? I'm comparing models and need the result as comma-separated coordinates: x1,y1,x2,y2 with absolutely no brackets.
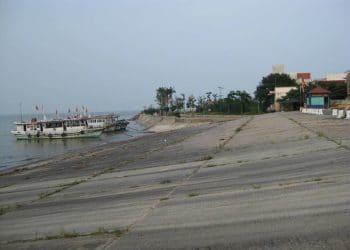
11,130,102,140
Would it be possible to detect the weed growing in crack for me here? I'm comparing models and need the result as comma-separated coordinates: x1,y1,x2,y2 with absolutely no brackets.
160,180,172,184
188,192,199,197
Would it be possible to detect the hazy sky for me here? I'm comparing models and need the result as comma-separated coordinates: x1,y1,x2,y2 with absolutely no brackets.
1,0,349,114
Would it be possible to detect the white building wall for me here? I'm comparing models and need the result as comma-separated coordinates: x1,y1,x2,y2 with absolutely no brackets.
274,86,297,111
326,73,346,81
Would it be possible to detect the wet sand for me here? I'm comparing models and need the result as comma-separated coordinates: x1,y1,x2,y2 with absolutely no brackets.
0,112,349,249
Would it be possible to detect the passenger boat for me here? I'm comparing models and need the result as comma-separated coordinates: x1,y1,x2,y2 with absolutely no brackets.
11,117,102,140
86,113,129,132
87,114,116,132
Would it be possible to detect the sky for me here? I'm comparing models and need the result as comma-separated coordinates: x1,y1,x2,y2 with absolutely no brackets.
0,0,349,114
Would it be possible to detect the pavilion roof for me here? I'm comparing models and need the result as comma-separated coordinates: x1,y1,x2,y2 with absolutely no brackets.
308,85,331,95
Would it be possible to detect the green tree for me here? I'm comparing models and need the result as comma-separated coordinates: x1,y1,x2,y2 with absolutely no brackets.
255,73,297,112
346,71,350,97
186,95,196,109
227,90,252,114
318,82,347,100
196,96,205,112
205,92,212,101
172,95,185,111
156,87,176,115
277,86,301,111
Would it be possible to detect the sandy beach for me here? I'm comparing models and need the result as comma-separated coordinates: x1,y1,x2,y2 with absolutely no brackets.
0,112,349,249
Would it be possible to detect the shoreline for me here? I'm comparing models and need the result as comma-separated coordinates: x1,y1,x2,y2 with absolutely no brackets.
0,113,226,176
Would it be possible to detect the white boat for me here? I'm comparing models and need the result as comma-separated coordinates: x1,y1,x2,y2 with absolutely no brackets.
87,114,116,132
87,113,129,132
11,117,102,140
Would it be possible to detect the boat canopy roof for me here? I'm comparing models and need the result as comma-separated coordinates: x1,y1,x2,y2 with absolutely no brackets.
14,117,87,125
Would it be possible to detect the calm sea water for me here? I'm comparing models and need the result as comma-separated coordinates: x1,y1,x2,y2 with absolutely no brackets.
0,111,144,170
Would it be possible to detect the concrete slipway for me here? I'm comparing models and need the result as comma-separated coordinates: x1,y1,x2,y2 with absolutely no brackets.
0,112,349,249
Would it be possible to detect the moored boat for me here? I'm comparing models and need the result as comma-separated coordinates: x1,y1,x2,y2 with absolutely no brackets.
11,117,102,140
86,113,129,132
87,114,117,132
115,119,129,131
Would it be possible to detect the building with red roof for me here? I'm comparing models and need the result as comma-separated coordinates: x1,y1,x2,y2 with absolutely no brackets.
307,86,331,109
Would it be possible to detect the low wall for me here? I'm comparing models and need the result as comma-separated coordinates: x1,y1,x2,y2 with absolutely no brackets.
300,108,350,119
331,109,350,119
300,108,326,115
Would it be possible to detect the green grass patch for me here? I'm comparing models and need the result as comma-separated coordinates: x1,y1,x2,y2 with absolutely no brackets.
0,184,12,189
200,155,213,161
188,192,199,197
206,164,216,168
317,131,325,137
160,179,172,184
61,230,79,238
111,229,126,237
0,205,12,216
7,228,128,244
90,227,108,236
58,179,86,188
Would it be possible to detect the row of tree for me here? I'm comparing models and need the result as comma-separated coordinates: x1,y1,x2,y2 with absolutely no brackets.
144,72,348,116
144,87,258,115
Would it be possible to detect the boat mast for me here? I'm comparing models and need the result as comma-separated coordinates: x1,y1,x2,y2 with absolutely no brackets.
19,102,23,122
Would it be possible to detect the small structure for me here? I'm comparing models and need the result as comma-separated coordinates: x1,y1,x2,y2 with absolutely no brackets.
274,86,297,111
307,86,331,109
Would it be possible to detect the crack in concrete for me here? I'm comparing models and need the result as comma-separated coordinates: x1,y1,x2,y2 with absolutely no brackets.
101,116,255,249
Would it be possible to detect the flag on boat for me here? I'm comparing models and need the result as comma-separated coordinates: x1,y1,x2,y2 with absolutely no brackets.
35,105,39,111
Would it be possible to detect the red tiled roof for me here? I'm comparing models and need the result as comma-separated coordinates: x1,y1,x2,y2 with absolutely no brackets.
308,86,331,95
